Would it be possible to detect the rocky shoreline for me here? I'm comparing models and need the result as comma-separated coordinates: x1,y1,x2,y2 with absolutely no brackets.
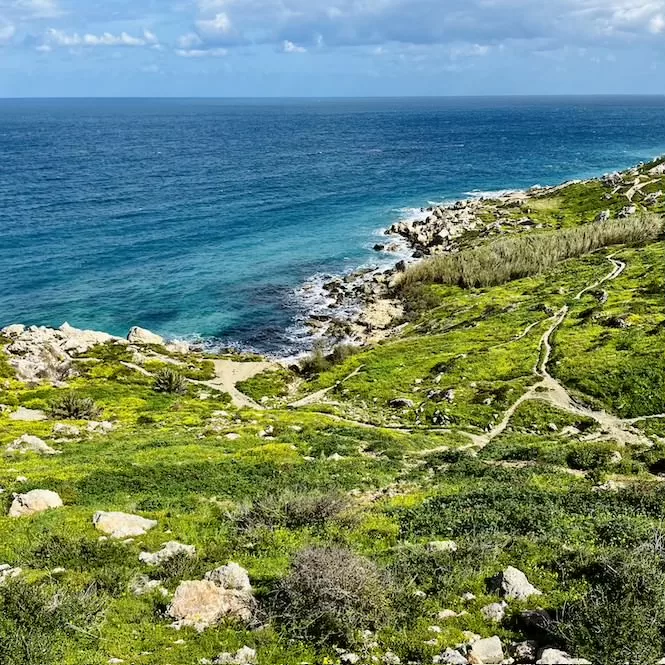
299,160,664,349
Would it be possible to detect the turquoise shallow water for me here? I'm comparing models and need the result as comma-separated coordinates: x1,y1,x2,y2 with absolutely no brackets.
1,96,664,354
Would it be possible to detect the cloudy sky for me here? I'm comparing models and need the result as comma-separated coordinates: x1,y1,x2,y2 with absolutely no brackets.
0,0,663,96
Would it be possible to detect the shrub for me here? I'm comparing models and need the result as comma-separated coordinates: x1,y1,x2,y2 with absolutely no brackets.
275,546,392,645
0,578,106,665
153,367,187,395
236,491,350,531
299,342,360,378
552,539,665,664
49,392,102,420
400,214,663,289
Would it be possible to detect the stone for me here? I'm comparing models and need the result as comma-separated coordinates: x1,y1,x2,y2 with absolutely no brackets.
9,489,63,517
510,641,538,663
461,591,476,602
433,649,467,665
139,541,196,566
2,324,25,337
225,433,241,440
53,423,80,438
213,647,257,665
428,540,458,553
536,648,591,664
130,575,168,597
166,341,191,354
204,562,252,592
491,566,542,600
481,601,507,622
7,434,59,455
0,564,22,584
168,580,254,631
93,511,157,538
127,326,164,346
87,420,115,434
467,636,504,664
9,407,47,422
595,209,611,222
437,609,458,620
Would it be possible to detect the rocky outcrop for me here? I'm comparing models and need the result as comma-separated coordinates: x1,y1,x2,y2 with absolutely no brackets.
1,323,119,384
7,434,60,455
127,327,164,346
491,566,542,600
536,648,591,664
204,562,252,592
9,489,63,517
467,636,504,664
139,541,196,566
93,511,157,538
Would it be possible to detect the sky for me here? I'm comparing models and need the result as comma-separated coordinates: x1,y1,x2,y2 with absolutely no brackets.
0,0,664,97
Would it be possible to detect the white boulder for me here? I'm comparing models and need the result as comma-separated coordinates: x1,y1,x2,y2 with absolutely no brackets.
536,648,591,664
0,564,22,584
467,636,504,664
427,540,458,553
139,541,196,566
53,423,80,438
213,646,257,665
204,562,252,592
9,489,63,517
93,511,157,538
7,434,60,456
492,566,542,600
127,327,164,346
9,407,47,422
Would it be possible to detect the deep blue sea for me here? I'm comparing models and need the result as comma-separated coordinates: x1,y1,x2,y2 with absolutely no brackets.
2,96,665,354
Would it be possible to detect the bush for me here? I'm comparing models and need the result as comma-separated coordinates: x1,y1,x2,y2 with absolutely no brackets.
236,491,350,531
299,342,360,378
0,579,106,665
552,540,665,664
49,392,102,420
275,546,392,645
400,214,663,289
153,367,187,395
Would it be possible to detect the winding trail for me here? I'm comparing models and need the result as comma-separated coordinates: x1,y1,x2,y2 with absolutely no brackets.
201,360,281,409
291,253,659,449
288,365,365,408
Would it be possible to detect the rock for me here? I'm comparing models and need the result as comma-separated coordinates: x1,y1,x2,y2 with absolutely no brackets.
547,422,558,432
7,434,59,455
481,601,507,622
166,341,190,354
0,563,22,584
108,659,124,664
467,636,504,664
361,300,404,330
595,209,610,222
168,580,254,631
437,609,459,620
9,407,47,422
213,646,257,665
139,541,196,566
390,398,414,409
427,540,458,553
443,389,455,403
461,591,476,602
618,205,636,218
87,421,115,434
127,327,165,346
93,511,157,538
536,648,591,664
491,566,542,600
204,562,252,592
225,433,241,440
433,648,467,665
2,324,26,337
9,489,63,517
510,641,538,663
373,244,386,251
53,423,80,438
130,575,168,597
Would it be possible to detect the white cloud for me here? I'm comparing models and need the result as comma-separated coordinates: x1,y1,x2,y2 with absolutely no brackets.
0,19,14,43
196,11,231,34
649,13,665,32
45,28,160,48
282,39,306,52
177,31,203,48
175,46,227,56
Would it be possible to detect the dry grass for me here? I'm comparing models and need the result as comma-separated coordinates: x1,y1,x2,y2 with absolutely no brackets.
399,214,663,289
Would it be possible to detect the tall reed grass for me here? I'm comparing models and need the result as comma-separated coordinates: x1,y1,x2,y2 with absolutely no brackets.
399,214,663,289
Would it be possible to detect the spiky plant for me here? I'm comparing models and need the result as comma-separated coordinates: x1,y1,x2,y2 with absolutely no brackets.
153,367,187,395
49,393,102,420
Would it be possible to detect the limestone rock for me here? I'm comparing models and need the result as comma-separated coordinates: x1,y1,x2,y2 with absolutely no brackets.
93,511,157,538
168,580,254,631
130,574,168,597
9,407,47,422
427,540,458,553
7,434,59,456
536,648,591,664
213,646,257,665
481,601,507,622
467,636,504,664
204,562,252,592
87,421,115,434
433,649,467,664
0,564,22,584
127,327,164,346
1,324,26,337
491,566,542,600
53,423,80,438
510,641,538,663
139,541,196,566
9,489,63,517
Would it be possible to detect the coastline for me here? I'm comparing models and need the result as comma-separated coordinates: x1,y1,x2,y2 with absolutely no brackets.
296,158,664,351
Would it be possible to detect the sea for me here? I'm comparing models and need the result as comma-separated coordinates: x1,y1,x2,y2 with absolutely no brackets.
1,96,665,355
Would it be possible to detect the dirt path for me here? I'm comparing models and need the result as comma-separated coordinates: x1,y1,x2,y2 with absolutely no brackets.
288,365,365,408
201,360,280,409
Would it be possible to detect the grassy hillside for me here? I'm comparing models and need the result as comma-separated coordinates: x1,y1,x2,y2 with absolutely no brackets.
0,160,664,665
